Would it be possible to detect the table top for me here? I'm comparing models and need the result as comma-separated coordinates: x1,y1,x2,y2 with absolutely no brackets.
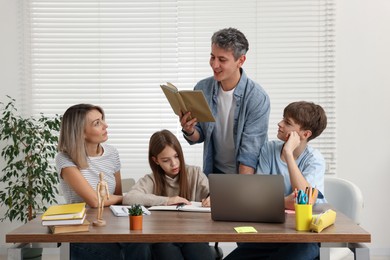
6,204,371,244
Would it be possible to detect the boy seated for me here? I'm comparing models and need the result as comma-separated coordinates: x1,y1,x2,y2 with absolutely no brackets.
225,101,327,260
259,100,327,209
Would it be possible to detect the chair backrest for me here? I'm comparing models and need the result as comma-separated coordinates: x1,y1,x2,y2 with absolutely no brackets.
324,176,364,224
121,178,136,193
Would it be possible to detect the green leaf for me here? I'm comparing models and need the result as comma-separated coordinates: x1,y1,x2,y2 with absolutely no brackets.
0,96,61,223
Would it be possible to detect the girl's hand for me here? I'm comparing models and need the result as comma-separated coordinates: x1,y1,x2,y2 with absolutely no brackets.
166,196,190,206
201,196,210,207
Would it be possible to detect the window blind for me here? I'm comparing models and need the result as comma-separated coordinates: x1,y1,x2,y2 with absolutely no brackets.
22,0,335,181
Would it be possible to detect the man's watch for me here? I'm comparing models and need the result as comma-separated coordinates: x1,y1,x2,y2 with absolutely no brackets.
181,128,195,137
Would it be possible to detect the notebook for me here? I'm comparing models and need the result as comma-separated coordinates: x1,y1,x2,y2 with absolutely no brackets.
209,174,286,223
110,205,151,217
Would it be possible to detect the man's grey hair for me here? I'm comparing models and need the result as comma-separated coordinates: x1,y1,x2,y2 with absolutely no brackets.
211,28,249,60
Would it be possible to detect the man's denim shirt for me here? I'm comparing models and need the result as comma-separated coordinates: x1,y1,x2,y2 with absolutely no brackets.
185,69,270,175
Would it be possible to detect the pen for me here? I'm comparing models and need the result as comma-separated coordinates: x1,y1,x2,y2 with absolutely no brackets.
294,188,298,204
311,188,318,204
176,203,185,209
308,186,312,204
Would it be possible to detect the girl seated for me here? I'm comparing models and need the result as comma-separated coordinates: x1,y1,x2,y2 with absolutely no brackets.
124,129,212,260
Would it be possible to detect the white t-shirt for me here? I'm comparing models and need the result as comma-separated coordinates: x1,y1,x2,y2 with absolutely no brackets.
213,86,236,173
55,143,121,204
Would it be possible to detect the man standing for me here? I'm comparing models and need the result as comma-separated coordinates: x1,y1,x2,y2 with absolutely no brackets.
180,27,270,175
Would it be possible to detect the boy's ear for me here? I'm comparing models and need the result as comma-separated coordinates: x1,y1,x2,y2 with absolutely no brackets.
302,130,312,140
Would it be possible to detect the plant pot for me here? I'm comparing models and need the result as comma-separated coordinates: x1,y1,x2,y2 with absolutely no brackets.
129,215,143,230
22,248,43,260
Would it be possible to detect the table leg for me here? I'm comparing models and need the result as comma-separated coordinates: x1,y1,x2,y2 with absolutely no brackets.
7,243,25,260
60,242,70,260
320,242,370,260
319,246,330,260
7,242,64,260
348,243,370,260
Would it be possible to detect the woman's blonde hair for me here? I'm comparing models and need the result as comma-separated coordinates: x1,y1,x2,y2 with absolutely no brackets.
148,130,190,199
58,104,104,169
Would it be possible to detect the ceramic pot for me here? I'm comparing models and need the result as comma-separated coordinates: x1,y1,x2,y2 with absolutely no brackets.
22,248,42,260
129,215,143,230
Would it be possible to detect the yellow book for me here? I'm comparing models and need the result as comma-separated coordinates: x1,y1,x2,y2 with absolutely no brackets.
48,220,90,234
160,82,215,122
41,202,86,221
42,213,86,226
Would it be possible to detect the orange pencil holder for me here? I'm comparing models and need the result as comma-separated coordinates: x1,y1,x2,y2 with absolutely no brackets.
295,204,312,231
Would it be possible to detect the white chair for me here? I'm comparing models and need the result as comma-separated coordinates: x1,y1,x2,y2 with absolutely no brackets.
121,178,136,193
320,176,364,259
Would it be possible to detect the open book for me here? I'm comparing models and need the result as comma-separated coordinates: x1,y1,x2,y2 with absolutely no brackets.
160,83,215,122
148,201,211,213
110,205,151,217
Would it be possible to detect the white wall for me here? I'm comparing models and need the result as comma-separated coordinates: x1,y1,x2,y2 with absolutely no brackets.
0,0,25,252
336,0,390,255
0,0,20,101
1,0,389,256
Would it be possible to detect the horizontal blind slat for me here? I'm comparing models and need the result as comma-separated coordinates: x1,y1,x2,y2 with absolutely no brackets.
25,0,336,179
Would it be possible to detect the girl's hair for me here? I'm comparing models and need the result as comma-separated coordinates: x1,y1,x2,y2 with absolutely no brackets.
58,104,105,169
148,129,190,199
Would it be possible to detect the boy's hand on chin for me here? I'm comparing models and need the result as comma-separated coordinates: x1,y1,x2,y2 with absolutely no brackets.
283,131,300,154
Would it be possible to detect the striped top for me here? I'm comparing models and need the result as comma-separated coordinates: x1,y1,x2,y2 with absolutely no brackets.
55,143,121,204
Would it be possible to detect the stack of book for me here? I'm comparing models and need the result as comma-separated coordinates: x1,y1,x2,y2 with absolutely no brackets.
41,202,89,234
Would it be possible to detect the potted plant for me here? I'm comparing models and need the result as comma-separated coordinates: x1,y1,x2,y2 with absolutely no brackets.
0,96,62,223
128,204,143,230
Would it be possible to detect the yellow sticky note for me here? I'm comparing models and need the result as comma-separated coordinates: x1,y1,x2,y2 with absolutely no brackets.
234,226,258,233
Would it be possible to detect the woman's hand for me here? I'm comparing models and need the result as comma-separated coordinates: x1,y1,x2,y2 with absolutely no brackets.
166,196,190,206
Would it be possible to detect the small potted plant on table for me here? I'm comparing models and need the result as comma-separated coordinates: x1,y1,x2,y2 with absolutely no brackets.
128,204,143,230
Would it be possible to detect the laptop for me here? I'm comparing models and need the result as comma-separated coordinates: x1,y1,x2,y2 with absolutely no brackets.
209,174,285,223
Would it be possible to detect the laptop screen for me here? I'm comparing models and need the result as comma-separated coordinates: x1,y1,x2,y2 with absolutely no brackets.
209,174,286,223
